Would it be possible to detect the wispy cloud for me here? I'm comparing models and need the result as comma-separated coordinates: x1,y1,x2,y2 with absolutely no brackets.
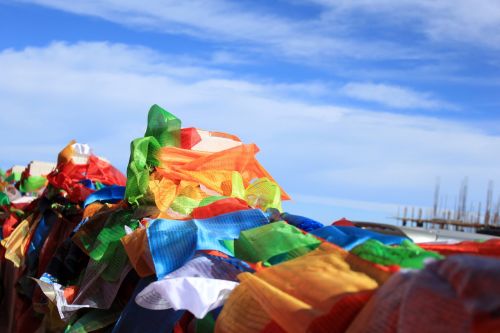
15,0,500,59
12,0,424,61
311,0,500,48
340,82,456,110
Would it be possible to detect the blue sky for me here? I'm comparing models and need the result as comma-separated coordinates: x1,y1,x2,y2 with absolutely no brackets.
1,0,500,224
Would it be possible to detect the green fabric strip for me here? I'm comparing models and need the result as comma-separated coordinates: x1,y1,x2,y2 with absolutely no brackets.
230,171,245,199
170,195,200,215
87,209,139,281
5,172,21,183
198,196,228,207
19,175,47,193
195,312,216,333
234,222,321,263
244,178,282,211
0,192,10,206
125,105,182,205
144,104,181,147
124,136,160,205
64,308,122,333
222,239,235,256
351,239,444,269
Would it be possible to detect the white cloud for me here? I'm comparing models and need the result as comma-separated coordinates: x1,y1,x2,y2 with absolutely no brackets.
13,0,423,61
14,0,500,61
1,41,500,223
340,82,455,110
312,0,500,48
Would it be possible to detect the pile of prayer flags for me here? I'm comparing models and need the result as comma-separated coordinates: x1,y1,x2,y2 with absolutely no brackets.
1,104,499,333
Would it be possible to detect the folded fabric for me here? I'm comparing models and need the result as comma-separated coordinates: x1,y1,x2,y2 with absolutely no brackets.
147,209,268,279
181,127,242,152
83,185,125,208
234,221,321,264
216,243,380,333
48,154,126,203
19,175,47,193
350,239,443,269
0,191,10,206
136,254,252,318
346,255,500,333
191,197,250,219
156,144,290,200
137,277,237,319
418,239,500,257
36,260,132,320
281,213,324,232
121,227,155,277
311,225,409,250
112,276,185,333
64,307,122,333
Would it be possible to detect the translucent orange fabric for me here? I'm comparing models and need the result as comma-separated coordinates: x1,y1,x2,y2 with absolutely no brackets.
121,227,155,277
156,144,290,200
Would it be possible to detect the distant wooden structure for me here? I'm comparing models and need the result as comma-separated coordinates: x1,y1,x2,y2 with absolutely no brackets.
395,179,500,232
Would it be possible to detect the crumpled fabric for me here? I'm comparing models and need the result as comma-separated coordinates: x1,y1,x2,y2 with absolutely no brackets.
135,254,252,318
147,209,268,279
112,276,186,333
47,155,126,203
19,175,47,193
234,221,322,265
281,212,324,232
215,242,381,333
191,197,250,219
36,260,132,320
121,226,155,277
125,104,181,205
311,225,410,250
346,255,500,333
418,239,500,257
1,214,40,267
0,191,10,206
350,239,443,269
83,185,125,208
156,144,290,202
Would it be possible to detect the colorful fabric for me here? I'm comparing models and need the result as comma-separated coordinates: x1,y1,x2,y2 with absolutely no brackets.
147,209,268,279
234,221,322,264
112,276,185,333
351,239,443,269
83,185,125,207
346,255,500,333
135,254,251,318
418,238,500,257
216,243,380,333
3,104,499,333
281,212,324,232
312,225,410,250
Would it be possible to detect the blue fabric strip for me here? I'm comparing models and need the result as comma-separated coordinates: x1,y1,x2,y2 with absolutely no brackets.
281,212,324,232
83,185,125,207
28,214,54,259
147,209,268,279
311,225,409,250
80,179,96,190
